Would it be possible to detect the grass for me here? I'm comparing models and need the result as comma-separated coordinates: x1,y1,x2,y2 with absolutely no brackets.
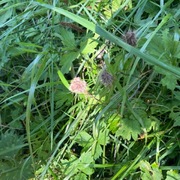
0,0,180,179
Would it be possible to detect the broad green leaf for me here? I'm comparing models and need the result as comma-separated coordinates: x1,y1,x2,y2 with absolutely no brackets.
74,131,93,147
165,170,180,180
82,34,99,55
161,74,177,90
55,90,73,108
78,152,94,175
140,161,162,180
151,162,163,180
174,91,180,101
0,158,33,180
108,114,121,134
170,112,180,127
98,129,110,145
140,160,152,180
74,173,87,180
80,151,94,163
92,142,102,160
59,28,76,50
139,160,151,172
60,51,80,74
61,155,79,176
116,117,141,140
0,131,24,158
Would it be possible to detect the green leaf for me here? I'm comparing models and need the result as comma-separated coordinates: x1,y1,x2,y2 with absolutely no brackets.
74,131,93,147
55,90,73,108
98,129,110,146
56,66,70,89
151,162,163,180
59,28,76,50
82,34,99,55
170,112,180,127
95,24,180,77
92,142,103,160
74,173,87,180
140,160,152,180
140,161,162,180
174,91,180,101
108,114,121,134
161,74,177,90
0,158,33,180
0,131,24,158
78,152,94,175
61,155,79,176
60,51,80,74
116,117,141,140
34,2,95,32
165,170,180,180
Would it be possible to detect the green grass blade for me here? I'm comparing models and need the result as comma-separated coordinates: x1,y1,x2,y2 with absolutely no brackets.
34,2,180,77
34,2,95,32
56,65,70,89
95,25,180,77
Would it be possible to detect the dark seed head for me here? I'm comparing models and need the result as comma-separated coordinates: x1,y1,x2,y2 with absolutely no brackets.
99,69,113,86
123,30,137,46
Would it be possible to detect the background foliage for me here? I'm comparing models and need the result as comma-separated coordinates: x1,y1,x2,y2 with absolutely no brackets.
0,0,180,179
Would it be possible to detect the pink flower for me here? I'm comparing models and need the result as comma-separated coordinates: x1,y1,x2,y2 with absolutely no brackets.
69,77,88,94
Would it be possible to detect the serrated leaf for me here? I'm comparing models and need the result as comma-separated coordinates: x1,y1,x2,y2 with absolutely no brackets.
80,151,94,164
60,51,80,74
82,34,99,55
140,161,162,180
98,129,110,145
78,164,94,175
59,28,76,50
55,90,73,108
143,117,152,131
78,152,94,175
116,118,141,140
92,142,102,160
161,74,177,90
74,173,87,180
61,155,79,176
0,157,33,180
166,170,180,180
0,131,24,158
108,113,121,133
139,160,151,172
74,131,93,147
170,112,180,127
151,162,162,180
174,91,180,100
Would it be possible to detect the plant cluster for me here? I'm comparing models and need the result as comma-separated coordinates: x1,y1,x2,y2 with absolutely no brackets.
0,0,180,180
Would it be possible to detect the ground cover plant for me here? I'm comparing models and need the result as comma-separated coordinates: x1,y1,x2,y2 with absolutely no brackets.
0,0,180,179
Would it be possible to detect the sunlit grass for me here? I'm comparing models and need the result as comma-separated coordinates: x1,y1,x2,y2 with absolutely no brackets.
0,0,180,179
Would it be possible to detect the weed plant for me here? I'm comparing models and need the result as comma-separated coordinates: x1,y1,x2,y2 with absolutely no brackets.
0,0,180,180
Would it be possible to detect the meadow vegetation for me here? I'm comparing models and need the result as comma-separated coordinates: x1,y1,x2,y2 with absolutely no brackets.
0,0,180,179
